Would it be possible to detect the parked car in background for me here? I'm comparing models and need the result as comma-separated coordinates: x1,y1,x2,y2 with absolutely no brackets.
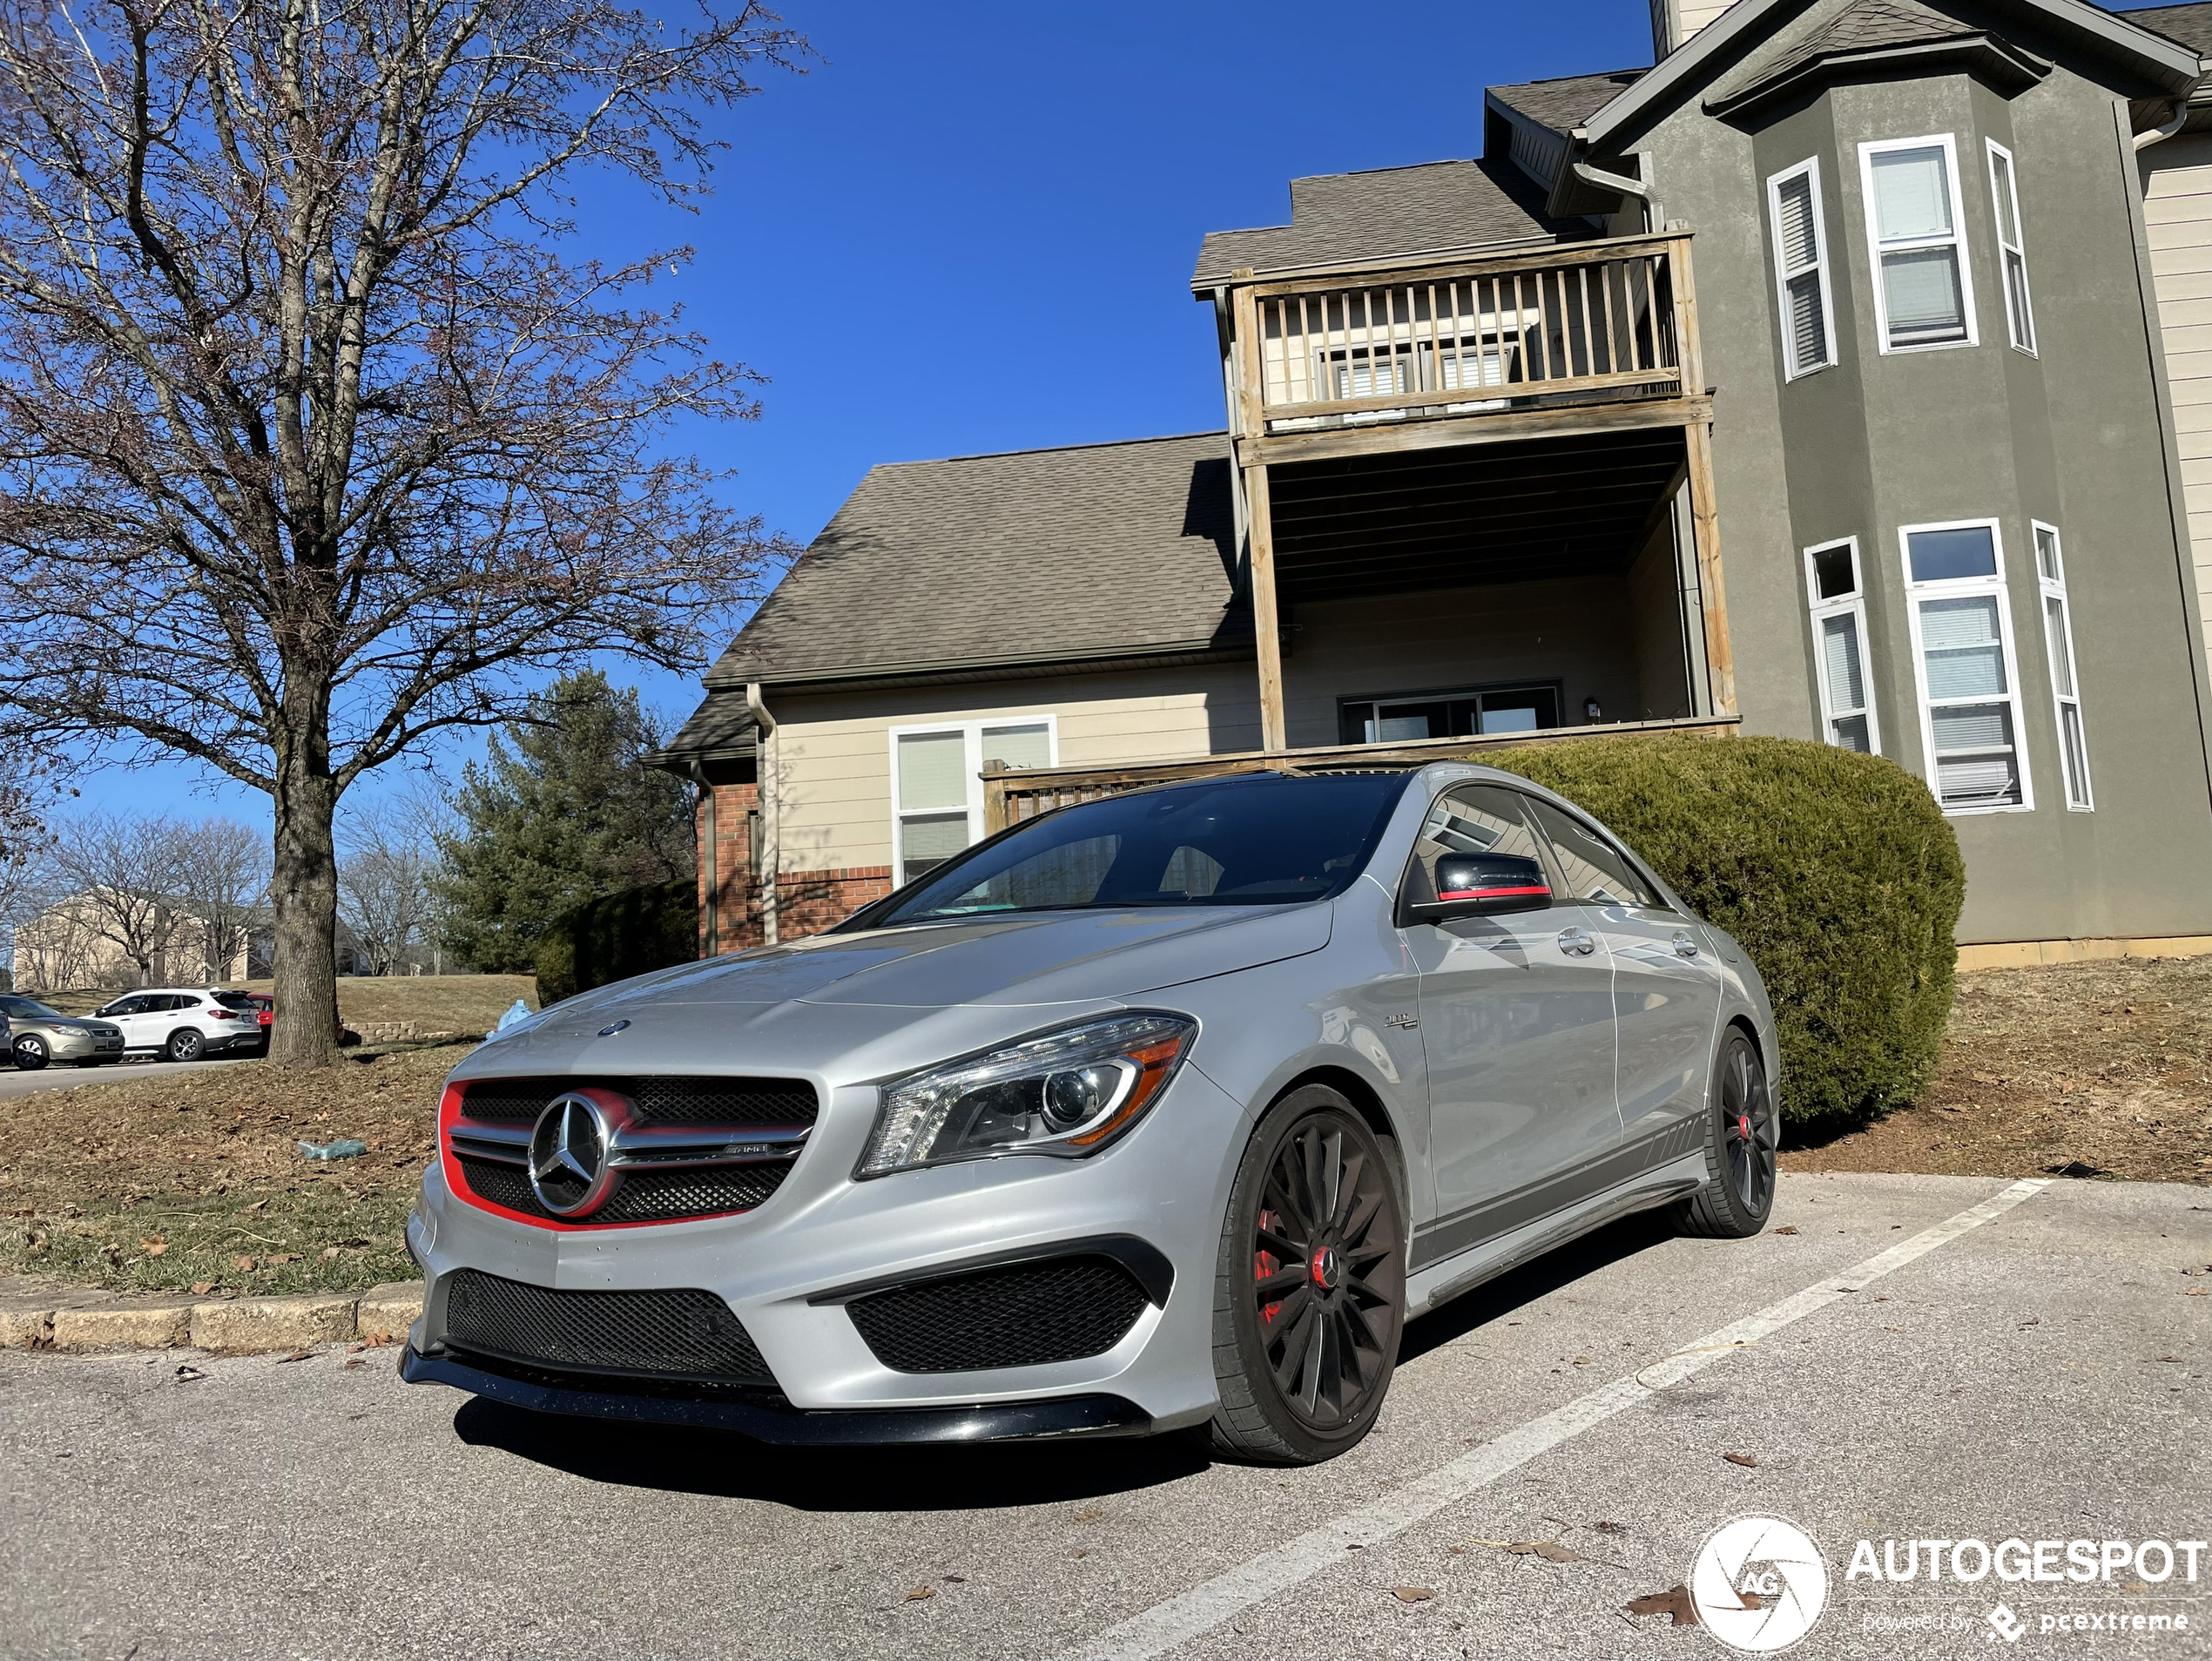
0,996,118,1070
91,989,267,1063
238,992,273,1055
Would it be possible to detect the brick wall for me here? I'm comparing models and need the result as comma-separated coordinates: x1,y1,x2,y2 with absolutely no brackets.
694,781,894,954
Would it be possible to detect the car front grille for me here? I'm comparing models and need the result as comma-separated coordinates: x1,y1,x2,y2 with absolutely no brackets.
846,1255,1153,1374
459,1076,819,1126
441,1268,773,1384
455,1154,792,1224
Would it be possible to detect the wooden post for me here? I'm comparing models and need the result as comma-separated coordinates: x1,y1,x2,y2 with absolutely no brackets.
1247,462,1288,753
1231,280,1289,753
1683,417,1737,717
981,759,1008,836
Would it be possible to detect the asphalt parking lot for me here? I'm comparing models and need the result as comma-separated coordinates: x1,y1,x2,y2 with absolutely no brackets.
2,1171,2205,1661
0,1053,252,1103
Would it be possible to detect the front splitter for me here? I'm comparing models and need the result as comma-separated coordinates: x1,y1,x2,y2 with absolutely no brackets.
401,1347,1157,1446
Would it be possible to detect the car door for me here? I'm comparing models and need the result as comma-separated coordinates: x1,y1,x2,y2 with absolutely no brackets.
97,994,151,1049
1400,783,1622,1266
1519,797,1723,1154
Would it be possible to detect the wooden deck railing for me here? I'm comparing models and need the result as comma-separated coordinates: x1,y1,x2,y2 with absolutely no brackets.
1237,233,1689,436
981,714,1737,834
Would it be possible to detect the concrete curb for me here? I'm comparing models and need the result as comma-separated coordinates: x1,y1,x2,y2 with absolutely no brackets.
0,1280,424,1355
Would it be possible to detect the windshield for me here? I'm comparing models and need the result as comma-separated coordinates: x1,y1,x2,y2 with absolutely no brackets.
0,997,63,1019
856,772,1411,928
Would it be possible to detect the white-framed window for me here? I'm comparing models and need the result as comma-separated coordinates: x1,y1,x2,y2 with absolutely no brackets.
1986,139,2035,354
888,716,1057,884
1804,537,1879,753
1899,519,2033,814
2032,521,2092,810
1859,134,1978,353
1768,158,1837,379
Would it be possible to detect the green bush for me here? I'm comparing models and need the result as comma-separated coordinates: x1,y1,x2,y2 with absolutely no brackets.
535,877,698,1006
1482,734,1963,1135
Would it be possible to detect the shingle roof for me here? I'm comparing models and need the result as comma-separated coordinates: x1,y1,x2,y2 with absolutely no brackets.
697,432,1244,691
2118,3,2212,56
1191,159,1590,287
1487,69,1648,138
650,694,759,766
1717,0,1979,98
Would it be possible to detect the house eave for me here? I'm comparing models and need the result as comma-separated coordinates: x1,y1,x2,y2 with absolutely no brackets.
701,635,1260,697
1704,33,2054,122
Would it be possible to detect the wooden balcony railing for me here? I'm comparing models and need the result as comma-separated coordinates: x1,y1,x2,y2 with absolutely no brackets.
1235,233,1692,437
981,714,1738,834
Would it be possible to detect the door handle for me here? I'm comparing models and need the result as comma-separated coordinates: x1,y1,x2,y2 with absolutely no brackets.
1557,927,1596,956
1673,930,1701,959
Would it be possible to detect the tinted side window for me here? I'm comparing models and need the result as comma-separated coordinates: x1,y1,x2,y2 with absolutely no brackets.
1404,784,1550,906
1521,798,1664,909
103,996,145,1016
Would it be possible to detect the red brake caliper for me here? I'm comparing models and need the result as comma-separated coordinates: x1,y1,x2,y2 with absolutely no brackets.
1255,1208,1282,1326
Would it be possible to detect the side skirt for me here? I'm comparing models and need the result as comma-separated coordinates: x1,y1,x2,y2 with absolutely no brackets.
1402,1149,1706,1317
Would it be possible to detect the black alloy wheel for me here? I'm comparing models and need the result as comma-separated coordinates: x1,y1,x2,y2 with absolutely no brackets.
165,1028,205,1063
12,1034,46,1071
1206,1085,1406,1464
1678,1029,1777,1239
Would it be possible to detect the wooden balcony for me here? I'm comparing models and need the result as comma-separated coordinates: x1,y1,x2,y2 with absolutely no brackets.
1229,232,1707,467
981,716,1739,834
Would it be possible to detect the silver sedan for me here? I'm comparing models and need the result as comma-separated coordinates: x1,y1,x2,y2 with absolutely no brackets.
403,764,1779,1464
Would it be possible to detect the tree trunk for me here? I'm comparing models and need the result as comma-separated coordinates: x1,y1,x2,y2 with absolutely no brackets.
269,704,341,1069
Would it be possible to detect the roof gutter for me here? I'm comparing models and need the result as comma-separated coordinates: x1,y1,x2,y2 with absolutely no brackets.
2135,97,2189,152
745,682,779,948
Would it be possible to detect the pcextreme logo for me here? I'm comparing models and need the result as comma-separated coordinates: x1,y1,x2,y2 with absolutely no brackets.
1689,1514,1832,1654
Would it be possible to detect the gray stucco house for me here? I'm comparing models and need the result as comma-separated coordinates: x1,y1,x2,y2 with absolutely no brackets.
653,0,2212,966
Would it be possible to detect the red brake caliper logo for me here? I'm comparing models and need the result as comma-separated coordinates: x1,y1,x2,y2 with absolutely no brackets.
1737,1114,1752,1142
1256,1208,1282,1326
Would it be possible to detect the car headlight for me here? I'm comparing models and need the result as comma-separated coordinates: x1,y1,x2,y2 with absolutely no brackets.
856,1012,1196,1179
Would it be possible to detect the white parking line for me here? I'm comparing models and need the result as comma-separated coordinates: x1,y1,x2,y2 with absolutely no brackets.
1062,1177,2052,1661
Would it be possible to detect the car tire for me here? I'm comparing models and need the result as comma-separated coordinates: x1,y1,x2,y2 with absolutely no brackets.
1675,1028,1778,1239
165,1029,206,1063
1204,1084,1406,1466
12,1035,47,1071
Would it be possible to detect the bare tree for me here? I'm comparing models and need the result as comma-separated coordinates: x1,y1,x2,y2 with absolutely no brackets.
0,0,802,1063
338,797,438,975
47,811,189,985
173,817,270,979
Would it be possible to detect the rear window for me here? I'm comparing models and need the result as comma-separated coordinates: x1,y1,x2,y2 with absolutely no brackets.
213,992,259,1009
855,772,1411,927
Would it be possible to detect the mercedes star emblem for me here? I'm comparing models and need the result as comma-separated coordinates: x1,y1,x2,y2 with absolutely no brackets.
528,1092,616,1217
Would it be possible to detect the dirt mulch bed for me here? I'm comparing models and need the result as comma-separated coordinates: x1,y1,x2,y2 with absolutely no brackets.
1783,954,2212,1185
0,1043,460,1296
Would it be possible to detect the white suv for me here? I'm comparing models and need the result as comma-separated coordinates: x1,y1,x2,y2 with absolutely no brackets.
91,989,267,1063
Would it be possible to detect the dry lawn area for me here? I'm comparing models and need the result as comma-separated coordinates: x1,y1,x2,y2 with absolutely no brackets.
39,974,535,1033
1783,954,2212,1185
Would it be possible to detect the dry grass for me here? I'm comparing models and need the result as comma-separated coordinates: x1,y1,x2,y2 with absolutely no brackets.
39,974,536,1032
0,1041,461,1294
1783,955,2212,1185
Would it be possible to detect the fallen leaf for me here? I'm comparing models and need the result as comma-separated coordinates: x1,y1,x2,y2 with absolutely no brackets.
1391,1587,1436,1603
1504,1540,1581,1563
904,1587,934,1603
275,1350,314,1364
1723,1451,1758,1469
265,1253,303,1265
347,1342,367,1354
1737,1590,1766,1610
241,1198,268,1212
342,1358,365,1369
232,1254,255,1271
2020,1317,2041,1328
2158,1355,2186,1364
1073,1508,1103,1522
140,1238,166,1255
190,1281,216,1296
1593,1521,1629,1535
2187,1287,2207,1297
1770,1225,1798,1235
361,1331,393,1347
1626,1584,1699,1627
173,1365,207,1383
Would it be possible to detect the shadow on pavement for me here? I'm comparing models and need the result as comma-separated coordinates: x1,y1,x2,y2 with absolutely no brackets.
1396,1208,1680,1367
451,1396,1210,1508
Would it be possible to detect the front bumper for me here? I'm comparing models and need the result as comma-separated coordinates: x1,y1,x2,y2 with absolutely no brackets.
401,1345,1153,1444
44,1031,123,1060
404,1058,1251,1430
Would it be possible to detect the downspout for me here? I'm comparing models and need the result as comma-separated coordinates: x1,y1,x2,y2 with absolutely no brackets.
2134,99,2188,152
745,682,779,947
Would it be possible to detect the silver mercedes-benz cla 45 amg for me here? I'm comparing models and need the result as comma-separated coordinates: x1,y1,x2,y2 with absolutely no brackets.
403,763,1780,1464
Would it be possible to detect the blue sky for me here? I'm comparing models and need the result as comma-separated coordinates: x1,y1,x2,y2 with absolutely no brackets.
91,0,1656,832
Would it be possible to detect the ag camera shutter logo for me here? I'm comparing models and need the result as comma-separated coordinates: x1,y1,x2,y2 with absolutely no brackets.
1689,1514,1831,1653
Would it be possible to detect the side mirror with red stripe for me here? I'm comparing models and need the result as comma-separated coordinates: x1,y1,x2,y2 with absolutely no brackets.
1411,853,1554,922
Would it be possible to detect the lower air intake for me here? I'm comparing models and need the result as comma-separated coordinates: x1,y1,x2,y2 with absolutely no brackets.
846,1255,1152,1374
441,1269,772,1384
